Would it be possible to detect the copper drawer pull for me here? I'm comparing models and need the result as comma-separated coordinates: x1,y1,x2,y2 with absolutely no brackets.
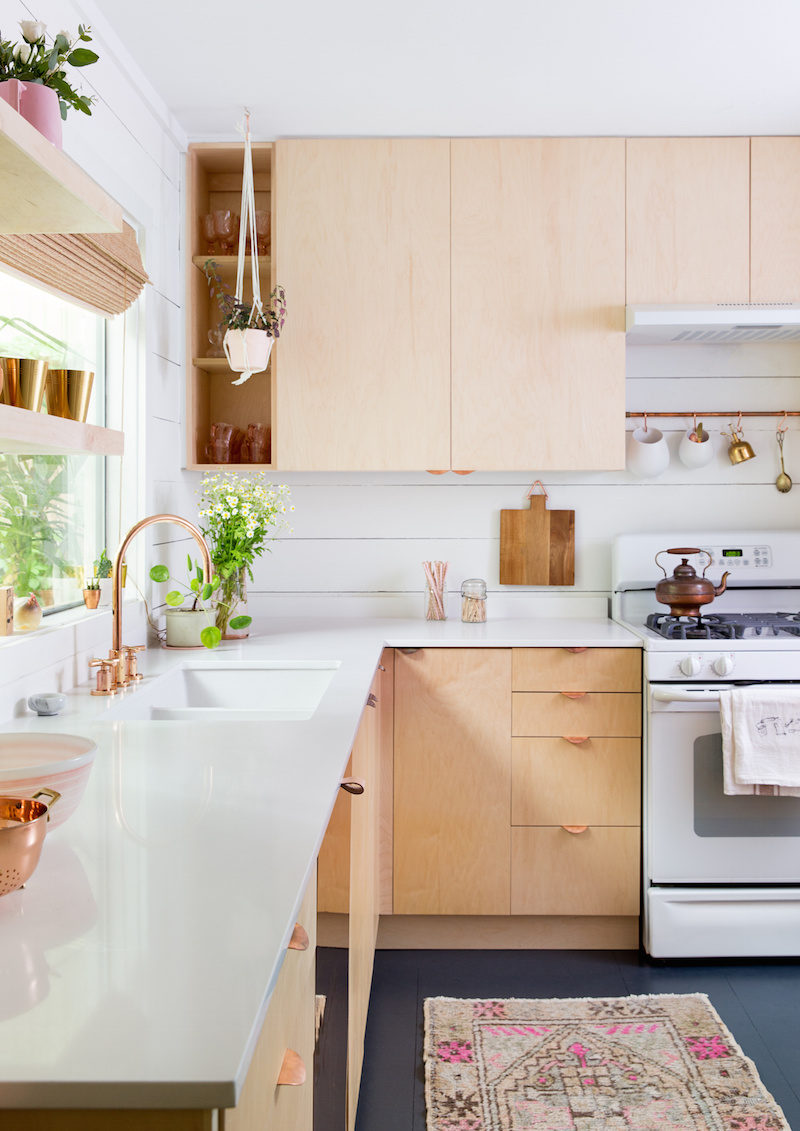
560,691,587,699
562,825,589,834
562,735,589,745
288,922,309,951
565,647,588,653
278,1049,306,1086
378,664,386,671
340,778,365,795
367,693,378,707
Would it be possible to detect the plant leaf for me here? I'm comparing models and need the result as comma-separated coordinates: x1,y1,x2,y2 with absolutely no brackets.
187,553,193,574
149,564,169,582
229,615,252,630
201,582,213,601
165,590,184,607
201,625,222,649
190,578,200,592
67,47,98,66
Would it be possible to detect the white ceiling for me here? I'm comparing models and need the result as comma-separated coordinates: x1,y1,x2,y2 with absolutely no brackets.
92,0,800,141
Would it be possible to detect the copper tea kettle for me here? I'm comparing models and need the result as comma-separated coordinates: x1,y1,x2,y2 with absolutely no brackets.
655,548,730,617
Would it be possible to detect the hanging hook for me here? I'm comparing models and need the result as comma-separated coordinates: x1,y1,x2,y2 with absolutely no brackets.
778,411,789,435
643,412,648,433
527,480,549,501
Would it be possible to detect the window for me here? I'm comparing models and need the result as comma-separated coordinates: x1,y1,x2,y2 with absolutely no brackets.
0,272,105,613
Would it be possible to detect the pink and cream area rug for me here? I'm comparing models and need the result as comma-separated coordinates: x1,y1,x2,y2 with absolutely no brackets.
424,993,790,1130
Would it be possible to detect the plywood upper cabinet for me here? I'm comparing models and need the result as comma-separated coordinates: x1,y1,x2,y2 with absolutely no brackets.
273,139,451,470
451,138,626,471
751,137,800,301
626,137,751,304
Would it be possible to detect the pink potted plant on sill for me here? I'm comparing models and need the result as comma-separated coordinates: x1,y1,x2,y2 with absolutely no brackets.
0,21,98,148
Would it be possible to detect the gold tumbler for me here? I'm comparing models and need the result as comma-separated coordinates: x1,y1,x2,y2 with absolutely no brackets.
0,358,49,412
46,369,95,423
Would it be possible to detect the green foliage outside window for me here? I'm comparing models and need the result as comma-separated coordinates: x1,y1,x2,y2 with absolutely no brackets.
0,455,74,598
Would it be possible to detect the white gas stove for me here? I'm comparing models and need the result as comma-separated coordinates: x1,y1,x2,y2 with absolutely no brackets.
612,532,800,959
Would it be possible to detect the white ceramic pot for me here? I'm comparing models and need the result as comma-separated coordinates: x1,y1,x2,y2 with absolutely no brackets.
678,427,716,469
223,328,273,385
627,426,670,479
165,608,208,649
97,578,112,607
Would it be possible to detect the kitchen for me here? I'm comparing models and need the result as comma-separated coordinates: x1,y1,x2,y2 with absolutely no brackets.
1,0,800,1127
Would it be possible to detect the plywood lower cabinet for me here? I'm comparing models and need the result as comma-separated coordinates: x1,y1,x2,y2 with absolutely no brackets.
221,873,317,1131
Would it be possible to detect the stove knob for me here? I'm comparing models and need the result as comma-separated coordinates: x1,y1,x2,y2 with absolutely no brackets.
679,655,702,676
712,654,735,676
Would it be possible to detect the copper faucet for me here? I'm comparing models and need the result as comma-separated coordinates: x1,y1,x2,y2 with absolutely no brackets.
89,514,212,693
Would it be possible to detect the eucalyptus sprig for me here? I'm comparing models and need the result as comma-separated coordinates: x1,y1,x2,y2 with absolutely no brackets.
0,20,98,119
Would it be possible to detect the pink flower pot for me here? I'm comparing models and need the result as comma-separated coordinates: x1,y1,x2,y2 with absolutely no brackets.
0,79,62,148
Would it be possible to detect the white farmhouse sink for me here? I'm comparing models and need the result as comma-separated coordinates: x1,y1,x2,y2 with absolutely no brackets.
99,661,340,722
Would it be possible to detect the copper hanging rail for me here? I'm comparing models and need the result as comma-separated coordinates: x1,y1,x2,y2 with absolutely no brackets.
626,411,800,418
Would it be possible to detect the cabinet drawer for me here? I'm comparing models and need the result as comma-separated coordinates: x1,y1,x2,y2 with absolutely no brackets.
512,648,641,693
512,692,641,737
511,826,640,916
222,877,316,1131
512,737,640,826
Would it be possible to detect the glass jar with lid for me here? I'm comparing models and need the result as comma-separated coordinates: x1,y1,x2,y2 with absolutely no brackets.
461,578,487,622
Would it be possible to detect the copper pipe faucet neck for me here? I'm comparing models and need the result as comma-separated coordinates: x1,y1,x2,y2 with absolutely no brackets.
111,514,212,655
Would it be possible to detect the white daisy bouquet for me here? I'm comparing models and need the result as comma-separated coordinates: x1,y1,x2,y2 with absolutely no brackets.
196,471,294,635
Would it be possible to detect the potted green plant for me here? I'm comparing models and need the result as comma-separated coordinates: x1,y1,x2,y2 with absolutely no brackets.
0,21,98,147
204,259,286,386
0,454,70,610
197,471,292,639
82,577,100,609
93,547,113,606
149,556,228,649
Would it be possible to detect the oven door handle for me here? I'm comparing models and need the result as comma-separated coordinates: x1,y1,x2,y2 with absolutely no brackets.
652,688,722,703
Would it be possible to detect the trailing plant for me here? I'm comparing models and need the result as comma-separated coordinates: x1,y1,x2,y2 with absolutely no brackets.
0,20,98,119
204,259,287,336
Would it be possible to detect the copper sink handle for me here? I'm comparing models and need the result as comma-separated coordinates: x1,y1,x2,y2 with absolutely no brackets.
560,691,587,699
562,736,589,744
288,922,309,951
340,778,365,795
277,1049,306,1086
562,825,589,834
564,647,588,653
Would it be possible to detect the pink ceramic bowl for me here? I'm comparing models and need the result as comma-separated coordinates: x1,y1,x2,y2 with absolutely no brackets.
0,734,97,830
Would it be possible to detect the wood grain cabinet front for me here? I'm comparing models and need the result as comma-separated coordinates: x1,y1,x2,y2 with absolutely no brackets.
510,647,642,918
221,875,316,1131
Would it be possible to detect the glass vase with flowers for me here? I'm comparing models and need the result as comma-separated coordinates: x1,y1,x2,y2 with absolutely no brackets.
197,471,294,639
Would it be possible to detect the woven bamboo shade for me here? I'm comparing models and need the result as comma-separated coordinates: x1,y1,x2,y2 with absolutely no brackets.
0,221,149,316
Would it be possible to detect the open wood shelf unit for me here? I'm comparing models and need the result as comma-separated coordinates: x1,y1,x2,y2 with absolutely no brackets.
0,99,122,235
0,403,124,456
185,143,274,471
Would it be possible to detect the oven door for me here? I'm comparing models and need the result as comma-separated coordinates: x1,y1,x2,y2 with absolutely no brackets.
648,684,800,883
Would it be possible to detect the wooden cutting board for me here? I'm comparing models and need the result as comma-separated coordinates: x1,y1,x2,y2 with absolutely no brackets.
500,493,575,585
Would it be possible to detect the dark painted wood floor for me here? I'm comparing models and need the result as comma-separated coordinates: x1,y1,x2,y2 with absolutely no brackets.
316,946,800,1130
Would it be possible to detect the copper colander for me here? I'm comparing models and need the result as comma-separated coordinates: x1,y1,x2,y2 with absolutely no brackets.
0,790,60,896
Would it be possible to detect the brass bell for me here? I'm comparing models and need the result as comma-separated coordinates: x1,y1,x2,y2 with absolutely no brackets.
728,425,756,465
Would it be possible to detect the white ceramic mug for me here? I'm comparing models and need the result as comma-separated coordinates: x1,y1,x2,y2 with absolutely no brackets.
626,426,670,479
678,427,716,469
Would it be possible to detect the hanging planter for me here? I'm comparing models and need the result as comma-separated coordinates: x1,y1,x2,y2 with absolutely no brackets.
223,327,274,385
204,113,287,387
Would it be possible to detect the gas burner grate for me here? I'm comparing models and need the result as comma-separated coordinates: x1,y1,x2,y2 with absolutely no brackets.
646,611,800,640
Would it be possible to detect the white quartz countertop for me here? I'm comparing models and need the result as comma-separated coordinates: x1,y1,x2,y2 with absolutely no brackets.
0,616,640,1109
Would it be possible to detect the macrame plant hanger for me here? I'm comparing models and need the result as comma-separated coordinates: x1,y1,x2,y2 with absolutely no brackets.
223,110,272,386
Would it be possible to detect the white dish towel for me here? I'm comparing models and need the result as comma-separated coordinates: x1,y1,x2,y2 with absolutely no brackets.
719,686,800,796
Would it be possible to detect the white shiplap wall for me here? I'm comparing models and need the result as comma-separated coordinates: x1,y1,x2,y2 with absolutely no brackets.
3,5,799,714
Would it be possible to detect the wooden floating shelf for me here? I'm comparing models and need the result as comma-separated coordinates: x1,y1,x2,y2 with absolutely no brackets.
186,462,273,472
192,255,271,274
0,403,124,456
192,357,235,375
0,99,122,234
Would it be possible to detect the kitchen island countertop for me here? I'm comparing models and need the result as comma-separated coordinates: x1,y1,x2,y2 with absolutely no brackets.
0,615,640,1110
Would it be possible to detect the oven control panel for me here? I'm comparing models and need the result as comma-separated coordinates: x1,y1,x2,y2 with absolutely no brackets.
702,545,773,569
677,653,736,678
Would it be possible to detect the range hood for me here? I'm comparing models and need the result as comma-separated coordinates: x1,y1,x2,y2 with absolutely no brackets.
626,303,800,344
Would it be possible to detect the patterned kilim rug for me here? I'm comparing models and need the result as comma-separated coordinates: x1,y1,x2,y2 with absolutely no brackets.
424,993,790,1130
